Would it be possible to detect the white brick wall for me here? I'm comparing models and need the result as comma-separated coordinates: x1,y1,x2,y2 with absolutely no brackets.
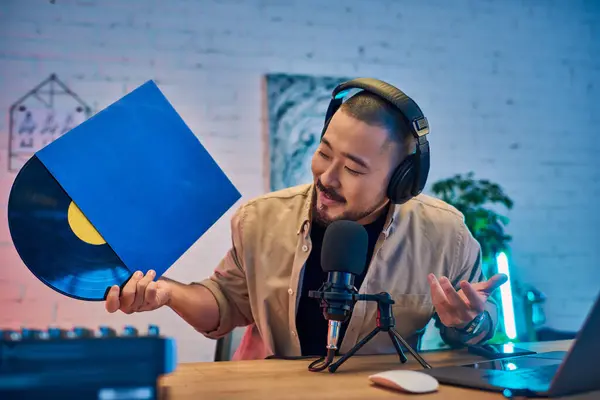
0,0,598,361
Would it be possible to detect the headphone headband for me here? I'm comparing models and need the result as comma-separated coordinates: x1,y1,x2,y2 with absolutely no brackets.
321,78,431,201
332,78,430,139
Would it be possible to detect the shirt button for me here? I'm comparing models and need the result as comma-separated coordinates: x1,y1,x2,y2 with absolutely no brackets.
288,288,293,295
302,245,308,252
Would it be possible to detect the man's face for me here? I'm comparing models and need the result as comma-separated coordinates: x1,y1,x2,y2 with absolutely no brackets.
310,110,401,226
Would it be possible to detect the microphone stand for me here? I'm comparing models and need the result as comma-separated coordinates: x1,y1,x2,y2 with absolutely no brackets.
307,290,432,373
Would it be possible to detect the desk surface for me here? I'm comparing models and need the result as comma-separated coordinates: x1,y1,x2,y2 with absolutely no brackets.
160,340,577,399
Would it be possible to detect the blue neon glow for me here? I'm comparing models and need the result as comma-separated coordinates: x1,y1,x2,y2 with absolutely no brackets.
334,89,350,99
496,252,517,340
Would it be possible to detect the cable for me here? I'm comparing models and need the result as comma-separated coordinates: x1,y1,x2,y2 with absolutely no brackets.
308,349,335,372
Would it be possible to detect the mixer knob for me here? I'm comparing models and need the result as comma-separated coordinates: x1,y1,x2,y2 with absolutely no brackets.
97,325,117,337
47,327,69,339
72,326,94,338
21,328,47,340
148,324,160,336
1,329,21,341
122,325,138,337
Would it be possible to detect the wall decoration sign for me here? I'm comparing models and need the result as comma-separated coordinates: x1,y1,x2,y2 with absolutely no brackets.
263,73,352,192
8,74,91,172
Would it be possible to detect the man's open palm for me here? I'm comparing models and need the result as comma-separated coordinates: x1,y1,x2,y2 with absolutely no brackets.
428,273,508,328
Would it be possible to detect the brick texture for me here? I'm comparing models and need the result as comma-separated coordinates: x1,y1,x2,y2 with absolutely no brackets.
0,0,598,361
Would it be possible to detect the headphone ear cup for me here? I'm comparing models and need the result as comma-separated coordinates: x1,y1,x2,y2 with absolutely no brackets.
387,155,417,204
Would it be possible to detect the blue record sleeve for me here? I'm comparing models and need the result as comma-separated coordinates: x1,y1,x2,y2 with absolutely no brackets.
35,80,241,277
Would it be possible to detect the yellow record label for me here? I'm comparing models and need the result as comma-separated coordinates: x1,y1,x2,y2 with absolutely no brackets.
67,201,106,245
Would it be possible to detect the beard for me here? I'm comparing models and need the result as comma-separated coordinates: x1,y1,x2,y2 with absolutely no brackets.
312,179,383,227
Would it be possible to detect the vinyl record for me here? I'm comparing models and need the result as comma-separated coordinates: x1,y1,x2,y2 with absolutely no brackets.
7,155,132,301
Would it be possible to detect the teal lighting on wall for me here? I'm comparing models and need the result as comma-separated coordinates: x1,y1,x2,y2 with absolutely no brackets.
496,252,517,340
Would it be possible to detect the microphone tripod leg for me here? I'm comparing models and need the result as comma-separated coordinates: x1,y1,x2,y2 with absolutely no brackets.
389,327,432,369
327,327,381,373
387,330,408,363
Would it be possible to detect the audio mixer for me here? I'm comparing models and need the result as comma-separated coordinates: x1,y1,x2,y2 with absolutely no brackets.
1,324,176,399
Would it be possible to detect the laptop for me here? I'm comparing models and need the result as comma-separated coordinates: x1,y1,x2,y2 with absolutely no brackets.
424,292,600,398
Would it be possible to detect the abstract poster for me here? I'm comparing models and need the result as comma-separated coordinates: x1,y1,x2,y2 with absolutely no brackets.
264,73,352,191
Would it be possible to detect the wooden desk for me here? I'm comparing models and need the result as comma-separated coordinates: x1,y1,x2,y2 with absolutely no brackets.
160,340,579,399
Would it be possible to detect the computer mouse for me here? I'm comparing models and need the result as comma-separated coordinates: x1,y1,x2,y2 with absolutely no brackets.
368,369,439,394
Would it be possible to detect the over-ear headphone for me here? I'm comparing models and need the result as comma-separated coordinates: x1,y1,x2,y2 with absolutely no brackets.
320,78,430,205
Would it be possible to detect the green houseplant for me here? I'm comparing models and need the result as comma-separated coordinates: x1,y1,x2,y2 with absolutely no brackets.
431,172,514,278
430,172,515,344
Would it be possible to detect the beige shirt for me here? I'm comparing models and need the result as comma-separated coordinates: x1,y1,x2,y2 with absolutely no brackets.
196,183,498,360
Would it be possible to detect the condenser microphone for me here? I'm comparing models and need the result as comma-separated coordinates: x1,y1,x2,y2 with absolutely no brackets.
308,221,432,374
310,220,368,357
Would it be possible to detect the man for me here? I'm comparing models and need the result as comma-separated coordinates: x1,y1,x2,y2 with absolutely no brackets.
105,79,506,361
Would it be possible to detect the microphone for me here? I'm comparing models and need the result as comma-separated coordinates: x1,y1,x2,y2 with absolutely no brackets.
308,220,368,369
306,223,432,374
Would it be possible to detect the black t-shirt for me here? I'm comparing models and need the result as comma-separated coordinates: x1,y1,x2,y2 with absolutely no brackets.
295,211,388,356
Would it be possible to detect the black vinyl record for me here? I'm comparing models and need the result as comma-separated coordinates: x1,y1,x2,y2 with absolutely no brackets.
7,155,132,301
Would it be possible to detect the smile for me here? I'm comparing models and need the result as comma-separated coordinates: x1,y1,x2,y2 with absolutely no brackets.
318,189,344,206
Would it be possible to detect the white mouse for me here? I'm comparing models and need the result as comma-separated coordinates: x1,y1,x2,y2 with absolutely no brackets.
368,369,439,394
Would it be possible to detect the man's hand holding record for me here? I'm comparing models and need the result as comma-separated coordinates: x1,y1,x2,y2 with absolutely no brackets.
104,270,221,334
105,270,172,314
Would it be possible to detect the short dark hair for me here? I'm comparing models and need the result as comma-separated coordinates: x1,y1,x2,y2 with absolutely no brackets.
339,91,414,154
